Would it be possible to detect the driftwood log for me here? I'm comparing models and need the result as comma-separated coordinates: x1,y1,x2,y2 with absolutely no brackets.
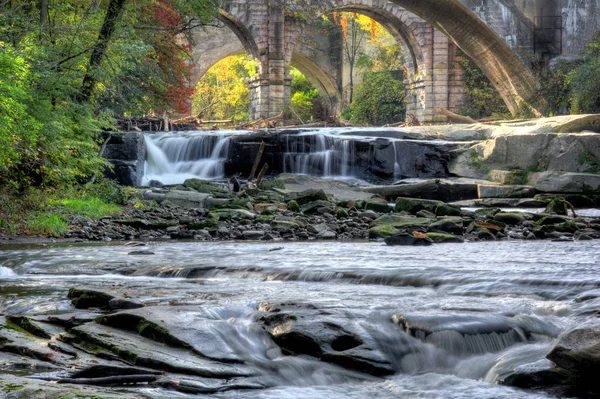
437,109,478,124
360,179,478,202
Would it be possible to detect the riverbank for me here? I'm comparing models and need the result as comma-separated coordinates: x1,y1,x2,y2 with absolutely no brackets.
2,174,599,248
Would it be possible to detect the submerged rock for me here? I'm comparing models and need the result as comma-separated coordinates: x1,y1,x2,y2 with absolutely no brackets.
384,233,433,246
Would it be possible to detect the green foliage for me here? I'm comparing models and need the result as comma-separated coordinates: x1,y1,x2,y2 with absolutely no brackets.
289,67,320,122
540,60,578,115
24,214,69,237
350,71,405,125
0,183,124,236
0,0,219,192
192,55,257,123
341,107,353,121
459,54,510,119
505,170,530,185
579,151,600,173
569,32,600,113
50,198,123,219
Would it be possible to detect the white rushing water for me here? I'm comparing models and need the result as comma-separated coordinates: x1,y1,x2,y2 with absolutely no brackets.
143,131,240,185
1,240,599,398
142,129,426,184
283,134,357,177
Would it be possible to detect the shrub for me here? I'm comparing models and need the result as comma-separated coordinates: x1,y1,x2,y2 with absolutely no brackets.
351,71,405,125
459,53,510,119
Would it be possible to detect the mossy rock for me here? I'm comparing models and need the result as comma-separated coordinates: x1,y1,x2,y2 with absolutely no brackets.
337,208,349,218
545,198,568,216
183,179,227,194
370,215,432,229
147,221,175,229
259,179,286,190
68,288,115,309
426,233,464,243
474,208,502,218
427,217,464,236
369,225,400,239
301,200,334,214
364,198,393,214
435,204,463,217
535,216,569,226
395,197,443,214
288,200,301,212
285,189,328,205
494,212,526,225
188,221,217,230
416,209,436,218
555,222,580,233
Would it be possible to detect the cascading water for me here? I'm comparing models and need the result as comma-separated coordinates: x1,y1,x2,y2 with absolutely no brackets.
143,132,233,185
283,134,356,178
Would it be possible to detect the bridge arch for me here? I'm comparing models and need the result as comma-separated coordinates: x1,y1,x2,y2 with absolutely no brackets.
379,0,540,114
291,52,342,114
311,0,541,115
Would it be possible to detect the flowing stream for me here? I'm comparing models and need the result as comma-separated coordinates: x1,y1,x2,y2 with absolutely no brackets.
1,240,599,398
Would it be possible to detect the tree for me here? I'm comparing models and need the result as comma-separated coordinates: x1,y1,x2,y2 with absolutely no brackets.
350,71,405,125
79,0,128,103
331,12,368,104
0,0,220,189
192,55,258,123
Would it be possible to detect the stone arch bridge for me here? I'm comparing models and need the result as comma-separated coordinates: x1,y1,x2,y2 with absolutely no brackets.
189,0,594,123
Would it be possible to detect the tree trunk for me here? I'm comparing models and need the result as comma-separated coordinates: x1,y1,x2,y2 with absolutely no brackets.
40,0,49,40
78,0,127,103
40,0,48,26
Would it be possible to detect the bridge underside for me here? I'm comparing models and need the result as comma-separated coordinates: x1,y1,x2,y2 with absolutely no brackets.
190,0,545,123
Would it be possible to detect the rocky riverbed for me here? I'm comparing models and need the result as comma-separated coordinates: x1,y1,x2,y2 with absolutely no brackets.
10,174,596,246
1,239,600,398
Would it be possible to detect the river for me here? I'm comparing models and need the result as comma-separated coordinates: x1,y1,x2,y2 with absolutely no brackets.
1,240,598,398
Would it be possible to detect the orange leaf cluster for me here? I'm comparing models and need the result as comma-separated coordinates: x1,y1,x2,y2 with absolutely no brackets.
370,19,378,45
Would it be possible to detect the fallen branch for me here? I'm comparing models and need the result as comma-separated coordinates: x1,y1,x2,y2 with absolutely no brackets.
437,108,478,124
248,142,265,183
256,163,269,186
560,200,578,218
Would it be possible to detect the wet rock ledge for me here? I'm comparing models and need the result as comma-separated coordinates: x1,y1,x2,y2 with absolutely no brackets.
57,174,600,245
1,288,599,398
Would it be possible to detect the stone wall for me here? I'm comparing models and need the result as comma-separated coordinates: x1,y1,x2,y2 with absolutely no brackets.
102,132,146,187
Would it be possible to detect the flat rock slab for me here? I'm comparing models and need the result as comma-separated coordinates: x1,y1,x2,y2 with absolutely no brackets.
98,306,253,363
72,321,253,379
274,174,373,202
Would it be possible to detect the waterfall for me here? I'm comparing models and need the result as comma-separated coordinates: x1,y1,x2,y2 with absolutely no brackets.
283,134,355,178
143,132,232,185
393,141,401,179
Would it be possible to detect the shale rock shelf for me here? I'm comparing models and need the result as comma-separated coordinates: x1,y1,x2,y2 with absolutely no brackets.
1,240,600,398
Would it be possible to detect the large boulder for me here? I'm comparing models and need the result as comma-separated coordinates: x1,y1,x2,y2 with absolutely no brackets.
395,197,443,214
427,217,464,235
547,326,600,377
256,302,394,376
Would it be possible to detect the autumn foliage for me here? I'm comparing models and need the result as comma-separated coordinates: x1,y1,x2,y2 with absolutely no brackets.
150,0,195,114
